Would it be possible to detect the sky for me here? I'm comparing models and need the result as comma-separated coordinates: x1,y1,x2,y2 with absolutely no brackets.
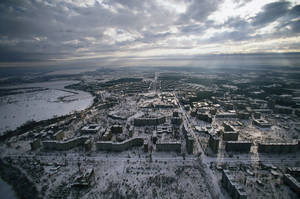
0,0,300,67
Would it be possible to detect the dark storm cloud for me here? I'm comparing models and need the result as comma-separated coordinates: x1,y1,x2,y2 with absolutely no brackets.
0,0,151,61
223,17,250,30
291,20,300,33
179,0,223,23
251,1,290,26
289,4,300,17
0,0,178,58
0,0,300,64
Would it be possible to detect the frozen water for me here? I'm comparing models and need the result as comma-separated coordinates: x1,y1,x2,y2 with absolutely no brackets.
0,178,17,199
0,81,93,134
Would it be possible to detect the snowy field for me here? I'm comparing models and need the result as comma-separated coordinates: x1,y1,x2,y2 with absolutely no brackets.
0,81,93,134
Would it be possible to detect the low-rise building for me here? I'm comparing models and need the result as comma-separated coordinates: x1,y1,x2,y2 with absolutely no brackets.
237,111,250,119
275,105,293,114
173,111,179,117
253,119,272,128
195,126,209,135
216,112,237,119
223,122,235,132
223,131,239,141
81,124,101,134
96,137,144,152
134,116,166,126
157,125,172,134
222,170,247,199
43,136,89,151
251,109,272,114
171,117,182,125
196,112,212,123
225,141,252,153
156,142,181,153
111,125,123,134
258,142,298,153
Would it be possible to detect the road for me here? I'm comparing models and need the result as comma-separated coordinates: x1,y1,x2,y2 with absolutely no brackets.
3,150,299,165
175,93,226,199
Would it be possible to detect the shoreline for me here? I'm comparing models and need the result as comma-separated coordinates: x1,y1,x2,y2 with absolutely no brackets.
0,159,41,199
0,83,97,198
0,82,95,140
0,177,18,199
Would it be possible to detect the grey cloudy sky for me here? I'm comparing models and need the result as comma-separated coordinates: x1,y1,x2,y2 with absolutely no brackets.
0,0,300,67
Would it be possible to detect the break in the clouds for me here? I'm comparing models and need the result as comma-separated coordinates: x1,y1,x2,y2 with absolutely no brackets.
0,0,300,66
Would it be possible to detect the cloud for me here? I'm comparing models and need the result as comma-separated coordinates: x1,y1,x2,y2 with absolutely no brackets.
179,0,223,23
0,0,299,65
251,1,291,26
289,4,300,16
291,20,300,33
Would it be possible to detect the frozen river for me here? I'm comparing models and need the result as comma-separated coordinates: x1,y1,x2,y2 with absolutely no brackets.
0,81,93,134
0,178,17,199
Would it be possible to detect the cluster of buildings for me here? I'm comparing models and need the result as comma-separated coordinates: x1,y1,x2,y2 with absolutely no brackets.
6,68,300,199
207,122,250,154
222,170,247,199
101,78,151,94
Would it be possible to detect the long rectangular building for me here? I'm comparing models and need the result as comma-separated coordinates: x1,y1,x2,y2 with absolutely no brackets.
223,131,239,141
156,142,181,153
96,137,144,152
225,141,252,153
42,136,89,151
258,142,298,153
134,116,166,126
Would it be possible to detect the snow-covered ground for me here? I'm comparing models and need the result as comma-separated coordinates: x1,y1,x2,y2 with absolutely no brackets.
0,81,93,134
2,150,213,199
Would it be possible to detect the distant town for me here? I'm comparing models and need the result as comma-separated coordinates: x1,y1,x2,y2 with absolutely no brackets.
1,65,300,199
